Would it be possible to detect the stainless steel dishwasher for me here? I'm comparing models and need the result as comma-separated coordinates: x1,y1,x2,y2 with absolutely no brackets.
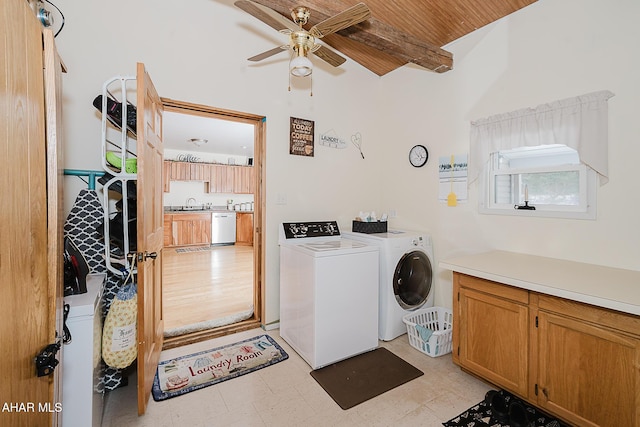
211,211,237,245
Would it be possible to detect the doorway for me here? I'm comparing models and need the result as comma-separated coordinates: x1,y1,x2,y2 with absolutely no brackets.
160,98,265,349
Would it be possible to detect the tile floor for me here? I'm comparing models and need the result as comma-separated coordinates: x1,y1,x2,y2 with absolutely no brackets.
102,328,492,427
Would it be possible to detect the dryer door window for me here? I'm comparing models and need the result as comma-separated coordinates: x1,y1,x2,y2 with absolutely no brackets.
393,250,433,310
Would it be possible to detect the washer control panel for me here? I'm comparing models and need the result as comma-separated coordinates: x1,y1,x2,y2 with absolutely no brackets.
282,221,340,239
412,235,431,247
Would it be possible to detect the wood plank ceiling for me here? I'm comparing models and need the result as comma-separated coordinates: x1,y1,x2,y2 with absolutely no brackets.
245,0,538,76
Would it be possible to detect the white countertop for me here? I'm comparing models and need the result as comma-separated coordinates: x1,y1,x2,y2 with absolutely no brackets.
440,250,640,316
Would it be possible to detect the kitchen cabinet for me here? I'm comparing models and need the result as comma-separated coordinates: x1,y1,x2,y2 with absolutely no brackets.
163,161,171,192
165,213,211,246
236,212,254,245
163,161,254,194
207,164,234,193
452,272,640,427
170,161,190,181
163,214,173,246
233,166,255,194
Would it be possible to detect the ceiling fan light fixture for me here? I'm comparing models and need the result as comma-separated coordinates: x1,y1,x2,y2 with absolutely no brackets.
189,138,208,147
290,53,313,77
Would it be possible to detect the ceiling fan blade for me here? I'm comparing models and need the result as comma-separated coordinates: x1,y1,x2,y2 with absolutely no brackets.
312,45,346,67
309,3,371,38
234,0,298,32
248,45,289,62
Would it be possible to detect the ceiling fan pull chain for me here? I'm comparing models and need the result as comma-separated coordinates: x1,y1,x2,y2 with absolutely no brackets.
310,73,313,97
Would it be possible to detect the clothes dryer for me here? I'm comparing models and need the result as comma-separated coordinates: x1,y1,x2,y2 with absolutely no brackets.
343,229,434,341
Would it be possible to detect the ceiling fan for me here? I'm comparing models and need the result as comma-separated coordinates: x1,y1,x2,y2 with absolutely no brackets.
234,1,371,78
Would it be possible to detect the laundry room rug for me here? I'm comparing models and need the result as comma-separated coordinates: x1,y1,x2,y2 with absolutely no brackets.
310,347,423,410
443,389,568,427
151,334,288,401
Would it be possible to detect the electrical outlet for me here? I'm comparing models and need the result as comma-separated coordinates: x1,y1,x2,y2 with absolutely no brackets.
389,209,397,218
276,193,287,205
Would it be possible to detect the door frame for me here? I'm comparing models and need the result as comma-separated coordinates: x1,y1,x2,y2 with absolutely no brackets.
160,98,266,349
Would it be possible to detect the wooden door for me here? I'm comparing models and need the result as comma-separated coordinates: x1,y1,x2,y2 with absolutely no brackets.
136,63,164,415
456,276,529,397
537,311,640,427
1,2,60,426
43,27,66,427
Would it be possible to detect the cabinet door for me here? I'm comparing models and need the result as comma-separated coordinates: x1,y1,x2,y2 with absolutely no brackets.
170,161,190,180
189,163,208,181
163,214,173,246
233,166,254,194
457,286,529,397
537,311,640,427
171,214,211,246
191,217,212,245
236,213,253,245
208,164,234,193
172,217,190,245
163,161,171,192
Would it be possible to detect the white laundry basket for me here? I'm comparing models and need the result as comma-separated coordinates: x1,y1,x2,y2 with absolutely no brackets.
402,307,453,357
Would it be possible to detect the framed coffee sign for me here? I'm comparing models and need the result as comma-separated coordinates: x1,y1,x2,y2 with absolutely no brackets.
290,117,314,157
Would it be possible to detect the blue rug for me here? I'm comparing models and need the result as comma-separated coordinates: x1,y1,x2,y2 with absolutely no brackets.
152,334,288,401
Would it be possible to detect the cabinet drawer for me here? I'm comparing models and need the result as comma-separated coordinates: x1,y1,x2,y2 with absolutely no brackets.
457,273,529,305
538,294,640,338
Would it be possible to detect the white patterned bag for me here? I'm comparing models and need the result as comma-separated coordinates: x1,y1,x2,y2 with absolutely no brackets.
102,266,137,369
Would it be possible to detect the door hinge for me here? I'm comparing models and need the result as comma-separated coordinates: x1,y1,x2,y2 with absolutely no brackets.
535,384,538,395
535,316,539,328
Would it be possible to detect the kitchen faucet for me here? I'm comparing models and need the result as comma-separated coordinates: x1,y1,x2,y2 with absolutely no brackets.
186,197,196,207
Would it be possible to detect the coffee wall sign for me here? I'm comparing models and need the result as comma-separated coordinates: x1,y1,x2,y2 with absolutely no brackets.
290,117,314,157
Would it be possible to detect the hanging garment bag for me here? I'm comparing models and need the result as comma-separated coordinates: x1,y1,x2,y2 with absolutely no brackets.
102,260,137,369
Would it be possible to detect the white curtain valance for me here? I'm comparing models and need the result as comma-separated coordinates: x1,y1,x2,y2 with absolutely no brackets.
469,90,615,185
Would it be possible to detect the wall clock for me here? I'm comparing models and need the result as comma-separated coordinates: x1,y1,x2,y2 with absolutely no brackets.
409,144,429,167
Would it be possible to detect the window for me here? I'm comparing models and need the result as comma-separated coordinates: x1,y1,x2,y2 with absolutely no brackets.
470,90,613,220
480,144,596,219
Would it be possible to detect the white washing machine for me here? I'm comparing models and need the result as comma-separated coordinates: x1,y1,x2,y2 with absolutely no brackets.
343,229,435,341
279,221,379,369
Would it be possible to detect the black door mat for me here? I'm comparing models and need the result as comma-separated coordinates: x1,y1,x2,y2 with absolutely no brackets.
310,347,424,410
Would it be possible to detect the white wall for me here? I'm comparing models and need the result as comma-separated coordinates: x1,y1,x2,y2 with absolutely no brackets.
55,0,384,325
377,0,640,307
55,0,639,325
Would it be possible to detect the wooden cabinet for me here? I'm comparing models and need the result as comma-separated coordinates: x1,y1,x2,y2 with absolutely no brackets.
232,166,255,194
536,295,640,427
454,274,529,397
170,161,190,180
163,214,173,246
163,161,171,192
163,161,254,194
453,272,640,427
236,212,254,245
207,164,234,193
164,213,211,247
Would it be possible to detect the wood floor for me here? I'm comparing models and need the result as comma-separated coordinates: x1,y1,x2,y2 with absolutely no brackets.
162,245,254,333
